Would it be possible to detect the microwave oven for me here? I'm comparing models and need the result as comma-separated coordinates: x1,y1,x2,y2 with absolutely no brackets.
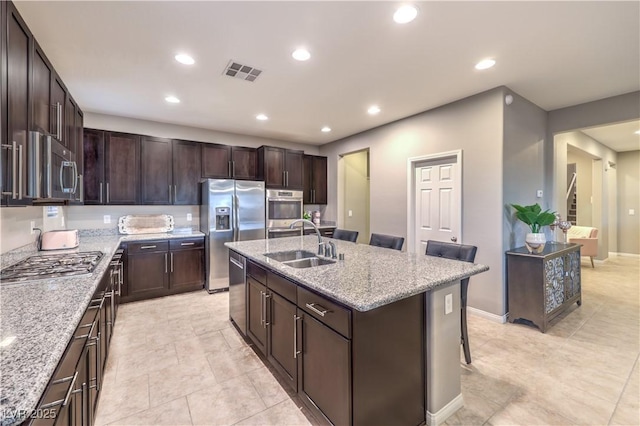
28,131,78,201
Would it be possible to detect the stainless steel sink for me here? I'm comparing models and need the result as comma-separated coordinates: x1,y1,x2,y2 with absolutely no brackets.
264,250,318,262
283,257,336,268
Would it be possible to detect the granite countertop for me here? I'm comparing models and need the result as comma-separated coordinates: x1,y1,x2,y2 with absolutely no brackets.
226,235,489,312
0,229,204,426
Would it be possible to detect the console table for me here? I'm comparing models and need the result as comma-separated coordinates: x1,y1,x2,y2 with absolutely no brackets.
506,243,581,332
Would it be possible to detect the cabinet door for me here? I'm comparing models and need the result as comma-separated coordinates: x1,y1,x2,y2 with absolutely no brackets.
285,149,304,189
4,2,31,204
73,109,84,203
51,75,66,145
128,252,169,297
267,292,297,392
247,277,267,356
32,43,52,134
202,143,231,178
564,250,581,299
312,156,327,204
172,140,201,205
298,311,351,426
105,132,139,204
65,96,76,153
544,256,565,314
231,146,257,180
261,147,285,187
303,155,313,204
140,136,172,204
170,248,204,290
82,129,105,204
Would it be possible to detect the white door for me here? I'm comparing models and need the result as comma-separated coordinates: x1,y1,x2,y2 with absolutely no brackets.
414,160,460,254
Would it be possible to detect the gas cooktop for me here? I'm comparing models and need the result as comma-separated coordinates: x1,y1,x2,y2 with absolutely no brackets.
0,251,104,283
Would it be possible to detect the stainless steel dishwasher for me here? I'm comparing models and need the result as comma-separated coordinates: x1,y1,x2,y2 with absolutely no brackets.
228,251,247,335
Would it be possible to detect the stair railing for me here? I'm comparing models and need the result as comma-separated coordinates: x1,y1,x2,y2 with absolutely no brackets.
566,172,577,201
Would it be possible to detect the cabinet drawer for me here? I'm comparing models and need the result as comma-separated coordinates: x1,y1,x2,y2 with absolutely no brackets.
127,241,168,254
169,237,204,251
267,270,296,303
247,260,267,284
298,286,351,338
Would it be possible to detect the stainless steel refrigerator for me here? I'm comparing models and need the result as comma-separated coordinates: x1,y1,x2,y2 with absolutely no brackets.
200,179,265,293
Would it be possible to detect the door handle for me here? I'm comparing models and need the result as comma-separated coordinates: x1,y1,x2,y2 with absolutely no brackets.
165,253,168,273
260,291,264,326
229,257,244,269
174,185,177,204
169,185,172,203
170,252,174,273
228,161,232,177
106,182,110,203
451,237,458,243
17,144,23,199
293,315,301,358
100,182,103,203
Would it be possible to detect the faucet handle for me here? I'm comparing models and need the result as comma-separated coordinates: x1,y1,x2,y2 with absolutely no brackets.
318,241,325,255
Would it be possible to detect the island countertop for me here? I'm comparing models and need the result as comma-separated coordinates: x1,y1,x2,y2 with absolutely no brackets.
225,235,489,312
0,230,204,426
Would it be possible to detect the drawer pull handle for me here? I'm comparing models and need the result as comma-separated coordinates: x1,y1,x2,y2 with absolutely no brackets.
305,303,328,317
180,242,195,246
141,245,157,249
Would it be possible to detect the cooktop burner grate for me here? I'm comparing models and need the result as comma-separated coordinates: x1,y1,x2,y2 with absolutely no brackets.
0,251,104,283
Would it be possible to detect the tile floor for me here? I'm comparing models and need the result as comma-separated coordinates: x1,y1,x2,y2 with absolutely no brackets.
95,255,639,426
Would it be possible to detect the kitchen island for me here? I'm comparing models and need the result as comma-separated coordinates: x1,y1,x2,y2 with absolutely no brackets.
225,235,489,426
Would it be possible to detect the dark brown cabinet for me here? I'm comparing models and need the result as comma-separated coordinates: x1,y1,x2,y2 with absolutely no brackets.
258,146,304,189
72,108,84,204
124,238,205,303
202,144,257,180
50,74,66,145
172,140,201,204
140,136,172,205
303,155,328,204
137,137,201,205
83,129,140,205
2,1,32,205
268,291,298,392
32,42,52,135
247,276,268,356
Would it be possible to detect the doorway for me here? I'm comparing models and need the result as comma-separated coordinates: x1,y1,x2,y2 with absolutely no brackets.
339,150,370,244
407,150,462,255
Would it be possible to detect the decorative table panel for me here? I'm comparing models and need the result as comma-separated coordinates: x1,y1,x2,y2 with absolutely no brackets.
506,243,581,332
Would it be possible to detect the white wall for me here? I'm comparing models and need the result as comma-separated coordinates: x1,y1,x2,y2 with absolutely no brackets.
320,87,506,317
617,151,640,254
1,207,42,253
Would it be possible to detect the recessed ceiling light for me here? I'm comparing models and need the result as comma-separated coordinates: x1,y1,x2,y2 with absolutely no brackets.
321,126,331,133
175,54,195,65
256,114,268,121
394,5,418,24
292,48,311,61
635,130,640,135
368,105,381,115
165,96,180,103
475,59,496,70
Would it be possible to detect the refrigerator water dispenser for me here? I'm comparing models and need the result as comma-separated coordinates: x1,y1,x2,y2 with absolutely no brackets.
215,207,231,230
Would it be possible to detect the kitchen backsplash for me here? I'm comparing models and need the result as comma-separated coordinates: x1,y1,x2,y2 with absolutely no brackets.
65,205,200,231
1,206,43,254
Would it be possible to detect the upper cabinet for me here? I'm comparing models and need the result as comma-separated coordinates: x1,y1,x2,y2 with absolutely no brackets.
84,129,140,205
140,137,201,205
303,155,328,205
258,146,304,189
201,143,257,180
1,1,83,206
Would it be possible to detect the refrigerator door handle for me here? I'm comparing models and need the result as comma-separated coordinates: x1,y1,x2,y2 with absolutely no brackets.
233,193,239,242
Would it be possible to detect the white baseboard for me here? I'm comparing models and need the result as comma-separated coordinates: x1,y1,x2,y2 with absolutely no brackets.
609,252,640,258
426,394,464,426
467,306,507,323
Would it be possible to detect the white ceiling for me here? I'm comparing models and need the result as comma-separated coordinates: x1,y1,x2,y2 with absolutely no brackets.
581,120,640,153
14,1,640,146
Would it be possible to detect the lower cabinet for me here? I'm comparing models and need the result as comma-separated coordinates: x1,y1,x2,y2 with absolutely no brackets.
31,269,115,426
239,256,424,426
124,237,205,303
303,227,335,238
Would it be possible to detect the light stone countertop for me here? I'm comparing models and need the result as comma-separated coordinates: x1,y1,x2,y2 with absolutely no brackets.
226,235,489,312
0,230,204,426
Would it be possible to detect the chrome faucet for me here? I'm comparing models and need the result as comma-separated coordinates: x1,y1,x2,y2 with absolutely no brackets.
325,241,337,259
289,219,324,255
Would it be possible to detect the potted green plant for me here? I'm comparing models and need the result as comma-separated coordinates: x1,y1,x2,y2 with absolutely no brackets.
510,203,556,253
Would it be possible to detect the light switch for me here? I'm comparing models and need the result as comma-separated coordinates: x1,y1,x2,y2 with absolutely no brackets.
536,190,543,198
187,213,193,221
348,210,353,217
61,216,65,227
630,209,636,216
103,215,111,224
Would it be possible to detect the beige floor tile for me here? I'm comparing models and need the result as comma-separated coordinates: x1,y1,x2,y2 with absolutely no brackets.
445,391,501,425
235,399,312,425
221,326,247,349
148,357,218,407
248,366,290,407
108,396,192,426
115,342,179,382
187,375,267,425
486,396,574,426
197,329,232,355
94,374,149,426
207,345,263,383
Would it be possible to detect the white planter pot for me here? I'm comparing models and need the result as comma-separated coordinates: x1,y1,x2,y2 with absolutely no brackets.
525,233,546,253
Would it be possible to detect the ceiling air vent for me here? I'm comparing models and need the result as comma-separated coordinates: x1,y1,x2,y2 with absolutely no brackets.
223,60,262,82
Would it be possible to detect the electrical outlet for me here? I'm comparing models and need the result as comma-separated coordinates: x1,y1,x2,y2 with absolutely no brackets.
630,209,636,216
445,293,453,315
103,215,111,224
348,210,353,217
187,213,192,221
30,221,35,235
536,190,543,198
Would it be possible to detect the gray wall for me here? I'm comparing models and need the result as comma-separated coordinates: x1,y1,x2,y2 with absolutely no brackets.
617,151,640,254
342,151,370,244
320,88,507,317
1,207,43,253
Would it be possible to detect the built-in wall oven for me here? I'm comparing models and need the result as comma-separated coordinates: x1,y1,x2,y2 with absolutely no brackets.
266,189,303,238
